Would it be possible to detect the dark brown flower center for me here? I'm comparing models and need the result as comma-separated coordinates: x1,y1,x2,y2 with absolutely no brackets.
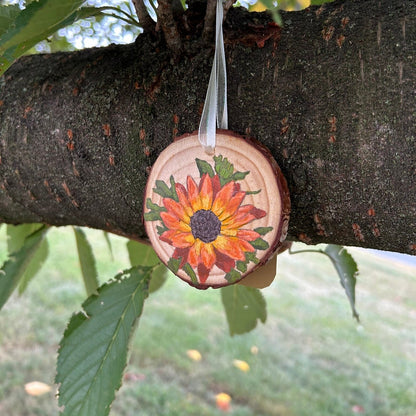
190,209,221,243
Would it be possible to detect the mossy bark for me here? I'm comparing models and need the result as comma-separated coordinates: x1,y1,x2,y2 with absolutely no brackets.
0,0,415,255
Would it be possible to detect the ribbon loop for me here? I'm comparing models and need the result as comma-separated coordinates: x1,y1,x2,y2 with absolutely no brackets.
198,0,228,154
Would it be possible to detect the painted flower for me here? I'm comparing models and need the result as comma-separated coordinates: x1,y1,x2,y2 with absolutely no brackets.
158,173,266,283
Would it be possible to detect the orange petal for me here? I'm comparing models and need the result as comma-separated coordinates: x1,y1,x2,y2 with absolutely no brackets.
161,211,191,232
214,236,251,261
211,181,235,217
198,174,213,210
217,191,246,221
188,239,202,267
176,183,194,217
200,242,216,269
169,232,195,248
236,229,261,241
187,176,202,212
163,198,190,223
222,212,256,230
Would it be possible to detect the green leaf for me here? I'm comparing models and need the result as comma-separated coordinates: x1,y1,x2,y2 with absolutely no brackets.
311,0,334,5
214,155,234,185
221,285,267,336
18,238,49,295
127,240,169,294
254,226,273,236
0,225,48,311
0,4,20,37
250,238,270,250
232,171,249,181
56,266,151,416
127,240,159,267
167,257,180,274
154,179,173,199
74,227,99,297
149,263,170,293
196,158,215,178
103,231,114,261
0,0,88,75
183,263,198,285
324,244,359,320
225,268,241,283
7,223,43,254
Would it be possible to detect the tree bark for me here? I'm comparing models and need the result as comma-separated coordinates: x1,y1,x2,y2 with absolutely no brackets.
0,0,415,255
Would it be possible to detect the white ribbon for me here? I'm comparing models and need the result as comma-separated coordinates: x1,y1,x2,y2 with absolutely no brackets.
198,0,228,154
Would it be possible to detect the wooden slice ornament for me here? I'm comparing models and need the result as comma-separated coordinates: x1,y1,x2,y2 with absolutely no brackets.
143,130,290,289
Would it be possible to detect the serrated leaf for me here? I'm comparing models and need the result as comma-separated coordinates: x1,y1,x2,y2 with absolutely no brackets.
324,244,359,320
196,158,215,178
18,238,49,294
127,240,169,293
56,266,151,416
154,179,173,199
225,268,241,283
0,225,48,311
221,285,267,336
74,227,99,297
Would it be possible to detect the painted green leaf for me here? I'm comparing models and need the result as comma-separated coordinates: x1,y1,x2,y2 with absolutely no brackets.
196,158,215,178
214,155,234,184
74,227,99,297
56,266,151,416
221,285,267,336
232,171,249,181
0,225,48,311
250,238,270,250
254,226,273,236
183,262,198,285
167,257,180,274
127,240,170,293
225,268,241,283
324,244,359,320
154,179,174,199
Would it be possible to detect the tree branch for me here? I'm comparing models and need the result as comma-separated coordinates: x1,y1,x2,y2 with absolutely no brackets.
202,0,217,42
132,0,156,33
156,0,182,58
0,0,415,255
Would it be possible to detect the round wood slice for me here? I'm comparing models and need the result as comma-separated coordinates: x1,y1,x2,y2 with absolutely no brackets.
143,130,290,289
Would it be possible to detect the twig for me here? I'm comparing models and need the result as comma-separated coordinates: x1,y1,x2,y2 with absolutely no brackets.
202,0,217,42
132,0,156,33
157,0,182,58
224,0,237,16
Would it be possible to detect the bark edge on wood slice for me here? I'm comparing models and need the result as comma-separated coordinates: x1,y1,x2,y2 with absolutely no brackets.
143,130,290,289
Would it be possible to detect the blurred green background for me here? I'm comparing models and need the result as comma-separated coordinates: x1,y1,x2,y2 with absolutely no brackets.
0,227,415,416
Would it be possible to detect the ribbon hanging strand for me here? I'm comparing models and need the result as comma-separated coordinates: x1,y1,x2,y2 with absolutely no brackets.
198,0,228,154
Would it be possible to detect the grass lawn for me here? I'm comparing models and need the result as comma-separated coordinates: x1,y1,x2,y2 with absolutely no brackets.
0,227,415,416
